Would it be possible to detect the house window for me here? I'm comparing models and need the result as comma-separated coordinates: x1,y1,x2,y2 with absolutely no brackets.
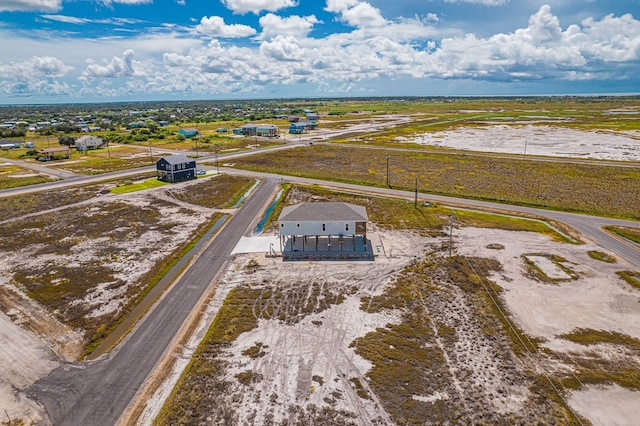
297,223,300,228
281,223,284,227
322,224,326,231
345,224,349,231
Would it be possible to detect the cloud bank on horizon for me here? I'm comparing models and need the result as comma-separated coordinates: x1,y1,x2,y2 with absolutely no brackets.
0,0,638,103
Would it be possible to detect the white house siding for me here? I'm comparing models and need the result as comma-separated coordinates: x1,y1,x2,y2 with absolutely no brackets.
75,136,103,151
280,220,357,237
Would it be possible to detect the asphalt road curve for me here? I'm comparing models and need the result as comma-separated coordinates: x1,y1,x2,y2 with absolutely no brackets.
28,177,279,426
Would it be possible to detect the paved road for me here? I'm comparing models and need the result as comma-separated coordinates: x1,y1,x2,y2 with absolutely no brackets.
28,177,278,426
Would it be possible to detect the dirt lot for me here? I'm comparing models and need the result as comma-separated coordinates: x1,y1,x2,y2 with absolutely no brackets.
146,223,640,425
0,181,216,423
407,124,640,162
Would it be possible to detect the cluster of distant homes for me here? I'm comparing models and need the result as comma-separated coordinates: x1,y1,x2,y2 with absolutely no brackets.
178,116,319,140
1,120,103,133
2,111,320,162
1,135,106,161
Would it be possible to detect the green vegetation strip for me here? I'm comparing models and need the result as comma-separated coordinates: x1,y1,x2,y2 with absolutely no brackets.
617,271,640,290
587,250,617,263
604,226,640,245
230,145,640,219
110,177,168,194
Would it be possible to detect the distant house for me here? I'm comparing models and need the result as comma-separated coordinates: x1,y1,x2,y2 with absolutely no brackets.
156,155,196,183
0,139,20,149
128,121,146,129
233,124,257,136
178,128,199,138
289,120,317,134
306,113,320,120
39,146,71,161
75,135,104,151
256,124,279,137
24,141,36,149
216,128,228,133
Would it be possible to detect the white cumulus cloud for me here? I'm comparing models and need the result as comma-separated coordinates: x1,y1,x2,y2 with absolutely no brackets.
325,0,387,28
221,0,298,15
259,14,320,40
0,56,72,78
425,5,640,81
196,16,257,38
0,0,62,12
82,49,138,79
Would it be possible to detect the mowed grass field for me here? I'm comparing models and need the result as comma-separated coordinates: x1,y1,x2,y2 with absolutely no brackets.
226,145,640,219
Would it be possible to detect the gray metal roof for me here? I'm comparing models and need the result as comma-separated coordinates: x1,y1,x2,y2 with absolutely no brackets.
279,202,368,222
160,154,193,165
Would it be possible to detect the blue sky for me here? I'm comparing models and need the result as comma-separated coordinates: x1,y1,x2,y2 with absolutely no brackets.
0,0,638,104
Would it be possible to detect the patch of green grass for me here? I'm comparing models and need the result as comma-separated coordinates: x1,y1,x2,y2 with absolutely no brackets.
604,226,640,245
235,370,263,386
453,209,578,243
617,271,640,290
242,342,266,359
110,177,168,194
560,328,640,351
0,164,52,189
587,250,617,263
349,377,371,399
522,253,578,283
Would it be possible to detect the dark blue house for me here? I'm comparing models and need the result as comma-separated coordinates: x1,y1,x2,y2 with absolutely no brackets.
156,155,196,182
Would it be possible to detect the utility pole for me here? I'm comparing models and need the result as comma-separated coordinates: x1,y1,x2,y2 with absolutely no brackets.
386,155,390,187
414,176,418,208
523,137,528,159
449,212,454,257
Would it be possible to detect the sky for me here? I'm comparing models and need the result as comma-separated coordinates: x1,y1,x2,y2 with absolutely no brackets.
0,0,639,104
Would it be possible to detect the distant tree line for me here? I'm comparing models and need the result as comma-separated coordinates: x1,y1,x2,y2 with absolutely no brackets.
0,127,27,138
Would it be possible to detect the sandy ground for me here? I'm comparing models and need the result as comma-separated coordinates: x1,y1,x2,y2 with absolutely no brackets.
455,227,640,425
0,184,214,425
139,223,640,424
400,124,640,162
